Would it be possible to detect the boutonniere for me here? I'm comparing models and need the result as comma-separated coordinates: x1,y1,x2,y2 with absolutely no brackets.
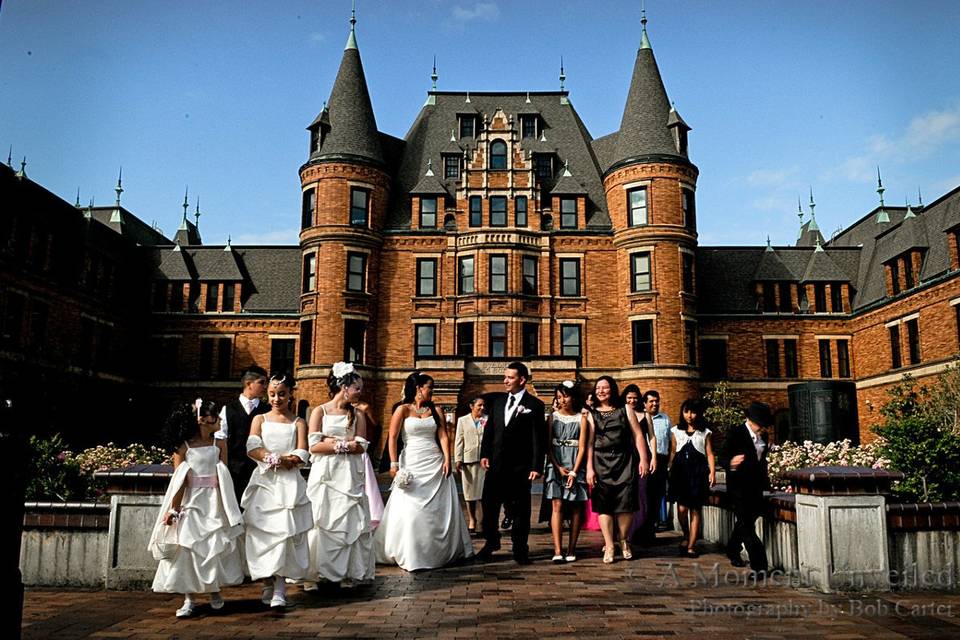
515,405,532,416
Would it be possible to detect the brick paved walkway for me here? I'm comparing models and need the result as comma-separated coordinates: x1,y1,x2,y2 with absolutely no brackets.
22,497,960,639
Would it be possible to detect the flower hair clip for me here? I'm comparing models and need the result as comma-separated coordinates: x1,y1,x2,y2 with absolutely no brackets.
194,398,203,419
332,361,355,379
561,380,574,389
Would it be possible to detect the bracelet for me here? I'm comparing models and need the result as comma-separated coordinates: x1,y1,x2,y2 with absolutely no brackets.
166,509,180,519
390,461,400,469
333,440,351,455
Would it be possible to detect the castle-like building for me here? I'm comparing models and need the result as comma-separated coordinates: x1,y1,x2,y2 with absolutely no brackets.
2,15,958,446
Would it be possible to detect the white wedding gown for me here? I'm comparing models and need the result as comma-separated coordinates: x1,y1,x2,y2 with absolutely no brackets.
374,416,474,571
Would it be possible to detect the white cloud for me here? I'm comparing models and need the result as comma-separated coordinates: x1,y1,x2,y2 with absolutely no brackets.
450,2,500,24
829,104,960,182
232,228,299,245
747,168,795,188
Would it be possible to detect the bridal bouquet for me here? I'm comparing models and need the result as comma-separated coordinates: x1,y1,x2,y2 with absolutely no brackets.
394,467,414,490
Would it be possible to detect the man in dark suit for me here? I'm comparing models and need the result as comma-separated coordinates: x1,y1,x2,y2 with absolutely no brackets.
722,401,773,576
477,361,546,564
216,365,270,504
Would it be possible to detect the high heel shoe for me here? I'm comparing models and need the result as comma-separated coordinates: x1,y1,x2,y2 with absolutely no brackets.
602,546,615,564
620,540,633,561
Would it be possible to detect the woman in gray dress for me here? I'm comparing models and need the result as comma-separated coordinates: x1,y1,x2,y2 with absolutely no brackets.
543,381,589,563
585,376,650,564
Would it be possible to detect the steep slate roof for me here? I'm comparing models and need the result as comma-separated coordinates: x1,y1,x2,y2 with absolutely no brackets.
608,30,687,170
387,91,609,229
551,165,588,194
753,248,794,281
154,246,195,280
234,247,300,313
801,247,849,282
309,26,384,166
410,164,451,196
89,206,172,246
188,247,244,281
173,216,202,246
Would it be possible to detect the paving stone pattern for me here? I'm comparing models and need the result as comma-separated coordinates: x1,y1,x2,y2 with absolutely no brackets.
23,497,960,639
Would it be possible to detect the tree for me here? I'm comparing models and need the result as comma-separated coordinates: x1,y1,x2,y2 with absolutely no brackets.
703,381,744,456
873,366,960,502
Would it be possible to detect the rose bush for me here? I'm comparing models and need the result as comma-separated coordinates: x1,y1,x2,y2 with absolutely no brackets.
767,439,890,492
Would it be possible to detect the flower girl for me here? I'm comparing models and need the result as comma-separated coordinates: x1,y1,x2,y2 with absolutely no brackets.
241,373,312,608
149,400,244,618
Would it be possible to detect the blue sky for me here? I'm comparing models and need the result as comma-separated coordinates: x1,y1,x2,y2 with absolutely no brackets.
1,1,958,247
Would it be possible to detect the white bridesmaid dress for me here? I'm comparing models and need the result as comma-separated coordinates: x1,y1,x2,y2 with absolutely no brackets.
240,421,312,581
150,443,245,594
306,408,375,583
374,416,474,571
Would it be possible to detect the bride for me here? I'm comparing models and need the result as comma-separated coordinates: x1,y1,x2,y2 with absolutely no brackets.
374,372,474,570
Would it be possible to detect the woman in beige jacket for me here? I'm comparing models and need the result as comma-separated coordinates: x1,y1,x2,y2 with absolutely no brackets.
455,397,487,532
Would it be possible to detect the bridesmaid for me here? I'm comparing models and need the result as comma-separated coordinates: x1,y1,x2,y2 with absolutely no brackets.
585,376,649,564
621,384,653,545
668,399,716,558
241,373,312,608
306,362,375,586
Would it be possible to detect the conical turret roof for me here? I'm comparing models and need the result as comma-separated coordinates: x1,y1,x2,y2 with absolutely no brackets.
311,22,383,166
609,26,685,169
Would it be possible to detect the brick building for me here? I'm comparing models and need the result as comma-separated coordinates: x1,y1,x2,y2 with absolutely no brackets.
2,16,958,447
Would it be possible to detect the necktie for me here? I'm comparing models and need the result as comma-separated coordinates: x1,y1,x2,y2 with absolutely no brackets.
507,395,516,412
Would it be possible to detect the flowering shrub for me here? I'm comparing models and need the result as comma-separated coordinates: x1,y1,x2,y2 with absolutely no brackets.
26,435,171,502
767,439,890,492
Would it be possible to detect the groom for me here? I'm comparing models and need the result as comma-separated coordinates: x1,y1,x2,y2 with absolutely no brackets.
477,361,545,564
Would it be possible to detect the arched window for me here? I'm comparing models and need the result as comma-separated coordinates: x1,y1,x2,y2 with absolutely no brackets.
489,140,507,170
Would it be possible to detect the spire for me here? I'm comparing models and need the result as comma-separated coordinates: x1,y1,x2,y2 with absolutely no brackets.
181,186,189,223
425,159,434,177
610,5,684,169
224,235,233,251
808,187,818,230
194,196,201,229
876,167,889,223
313,3,383,166
16,157,26,179
765,235,774,252
917,186,924,209
75,188,81,208
559,57,566,91
345,0,357,50
6,146,11,168
114,167,123,207
431,55,438,91
814,238,824,252
525,91,531,104
640,1,651,50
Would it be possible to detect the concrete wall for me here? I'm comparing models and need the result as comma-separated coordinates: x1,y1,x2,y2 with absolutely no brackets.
20,529,108,588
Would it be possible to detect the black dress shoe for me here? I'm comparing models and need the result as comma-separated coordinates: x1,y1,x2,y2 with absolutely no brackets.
501,517,513,530
513,553,532,565
728,556,747,567
476,542,501,561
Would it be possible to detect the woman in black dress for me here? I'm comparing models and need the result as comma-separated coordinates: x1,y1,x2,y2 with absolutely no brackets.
585,376,650,564
668,399,716,558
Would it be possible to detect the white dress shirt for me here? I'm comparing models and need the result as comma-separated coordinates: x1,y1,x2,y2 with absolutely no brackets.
215,395,261,440
504,389,526,426
747,423,766,460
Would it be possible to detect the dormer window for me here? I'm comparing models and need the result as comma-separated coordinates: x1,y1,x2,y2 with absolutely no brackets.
459,115,476,139
419,197,437,228
443,155,460,179
521,115,537,139
309,128,320,154
534,154,553,181
490,140,507,170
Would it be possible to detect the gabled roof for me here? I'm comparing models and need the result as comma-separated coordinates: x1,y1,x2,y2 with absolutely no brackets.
801,247,849,282
188,247,244,281
550,165,587,195
88,206,172,246
753,248,794,281
155,246,195,280
387,92,608,229
410,164,450,196
173,216,202,246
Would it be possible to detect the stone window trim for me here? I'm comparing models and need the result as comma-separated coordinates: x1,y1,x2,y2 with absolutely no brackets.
884,312,919,328
558,257,582,297
699,334,728,341
680,183,697,231
345,251,368,294
560,323,583,359
349,187,371,227
414,322,439,357
415,258,440,298
630,251,653,293
457,254,476,295
622,179,652,226
443,154,461,179
631,318,655,365
302,251,317,294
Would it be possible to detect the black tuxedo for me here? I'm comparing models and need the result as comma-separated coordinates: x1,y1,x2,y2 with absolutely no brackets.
224,398,270,504
479,390,546,557
722,422,769,571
